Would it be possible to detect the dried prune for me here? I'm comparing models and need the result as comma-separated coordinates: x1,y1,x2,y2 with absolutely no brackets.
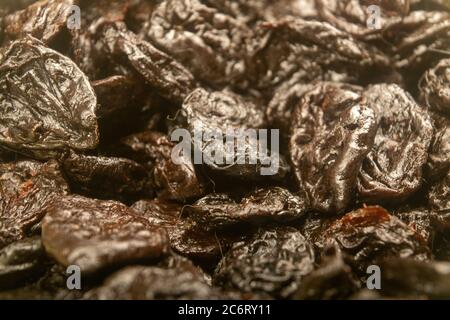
3,0,75,44
186,187,308,230
144,0,256,90
289,82,377,214
117,131,205,201
60,151,153,202
429,172,450,230
424,117,450,183
0,36,98,159
294,244,360,300
181,88,287,180
315,206,430,274
84,265,233,300
131,199,244,267
101,22,196,103
0,237,47,290
420,58,450,116
358,84,434,203
41,195,170,274
0,160,69,249
214,227,315,298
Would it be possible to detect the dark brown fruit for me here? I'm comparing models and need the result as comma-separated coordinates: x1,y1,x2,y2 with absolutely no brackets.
42,195,170,274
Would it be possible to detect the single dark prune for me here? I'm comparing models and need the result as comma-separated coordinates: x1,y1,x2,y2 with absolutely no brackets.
3,0,75,44
294,244,361,300
84,265,233,300
214,227,315,298
186,187,308,231
0,160,69,249
0,237,47,290
420,58,450,116
182,88,287,180
429,172,450,230
378,258,450,299
358,84,433,203
315,206,431,274
60,151,154,202
0,36,98,159
144,0,256,90
101,21,196,103
316,0,410,40
117,131,205,201
41,195,170,274
131,199,244,268
289,82,377,214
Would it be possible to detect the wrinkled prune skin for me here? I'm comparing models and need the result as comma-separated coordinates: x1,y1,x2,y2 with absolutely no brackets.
386,11,450,92
289,82,378,214
0,36,98,159
252,19,391,91
60,151,153,203
182,88,288,180
429,172,450,230
315,206,430,274
412,0,450,11
295,245,361,300
358,84,433,203
214,227,315,298
316,0,410,39
144,0,256,90
3,0,75,44
42,195,170,274
394,208,435,246
84,265,233,300
117,131,205,201
201,0,318,24
424,117,450,183
131,199,244,268
378,258,450,299
420,58,450,116
0,160,69,249
186,187,308,231
101,22,196,103
0,237,47,290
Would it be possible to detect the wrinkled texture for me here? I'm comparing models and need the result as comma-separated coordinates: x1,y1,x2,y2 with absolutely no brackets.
42,195,170,274
186,187,308,230
358,84,434,203
117,131,204,201
101,22,196,103
0,237,47,290
61,151,153,202
84,265,233,300
131,199,244,267
0,36,98,159
3,0,75,44
420,58,450,116
0,160,69,249
214,227,315,298
290,82,377,214
315,206,430,273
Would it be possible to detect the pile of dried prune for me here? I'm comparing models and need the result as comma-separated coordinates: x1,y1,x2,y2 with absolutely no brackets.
0,0,449,300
